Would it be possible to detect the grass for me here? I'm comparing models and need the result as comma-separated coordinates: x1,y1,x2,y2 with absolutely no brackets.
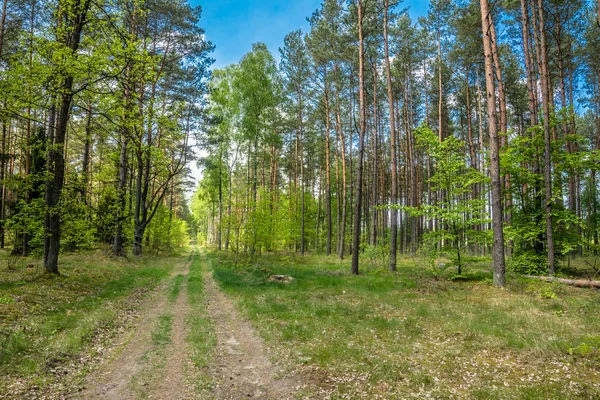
151,314,174,346
186,250,216,394
168,274,185,303
0,249,181,396
207,250,600,399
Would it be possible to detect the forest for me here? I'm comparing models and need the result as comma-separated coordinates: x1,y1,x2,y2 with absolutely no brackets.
0,0,212,272
1,0,600,399
193,0,600,286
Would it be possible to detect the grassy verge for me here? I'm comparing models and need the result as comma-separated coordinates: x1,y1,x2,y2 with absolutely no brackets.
208,251,600,399
186,250,216,394
0,250,181,396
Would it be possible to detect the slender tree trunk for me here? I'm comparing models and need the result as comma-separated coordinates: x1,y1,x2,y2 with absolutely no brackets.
132,149,144,256
0,113,6,248
423,60,429,127
336,91,348,260
0,0,8,58
299,85,305,256
520,0,538,127
465,68,476,171
489,15,507,138
480,0,505,286
535,0,555,274
82,104,92,204
384,0,398,271
324,72,333,256
225,166,233,251
351,0,366,275
437,26,443,142
113,62,132,256
218,155,223,251
370,63,378,247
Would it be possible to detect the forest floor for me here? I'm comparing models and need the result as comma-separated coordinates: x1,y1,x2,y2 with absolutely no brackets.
2,249,600,399
208,251,600,399
0,249,306,399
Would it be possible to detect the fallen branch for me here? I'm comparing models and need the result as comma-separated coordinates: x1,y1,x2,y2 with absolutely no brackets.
525,275,600,289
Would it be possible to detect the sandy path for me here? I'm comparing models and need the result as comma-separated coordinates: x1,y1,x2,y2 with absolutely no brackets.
73,254,305,400
148,270,194,399
203,268,302,399
74,259,192,400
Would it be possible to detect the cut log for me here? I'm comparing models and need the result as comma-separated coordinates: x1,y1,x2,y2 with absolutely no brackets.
525,275,600,289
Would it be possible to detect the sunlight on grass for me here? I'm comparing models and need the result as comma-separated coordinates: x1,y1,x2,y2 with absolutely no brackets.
0,251,179,395
208,250,600,399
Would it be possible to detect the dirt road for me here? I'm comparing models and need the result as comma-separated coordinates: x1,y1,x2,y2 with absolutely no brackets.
74,254,303,400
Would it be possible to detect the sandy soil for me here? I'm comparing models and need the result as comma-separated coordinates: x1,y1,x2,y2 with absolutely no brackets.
202,269,303,400
74,260,192,400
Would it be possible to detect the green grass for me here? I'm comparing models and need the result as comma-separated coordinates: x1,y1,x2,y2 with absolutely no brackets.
208,251,600,399
151,314,174,347
168,274,185,302
186,251,216,394
0,250,182,395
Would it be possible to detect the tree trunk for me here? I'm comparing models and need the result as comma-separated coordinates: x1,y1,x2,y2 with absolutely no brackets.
113,61,132,256
324,71,333,256
535,0,555,274
82,104,92,204
351,0,366,275
525,275,600,289
43,0,91,273
0,112,6,248
218,156,223,251
370,63,378,247
336,90,347,260
520,0,538,127
437,26,443,142
132,222,144,256
480,0,505,286
0,0,8,58
384,0,398,271
299,84,305,256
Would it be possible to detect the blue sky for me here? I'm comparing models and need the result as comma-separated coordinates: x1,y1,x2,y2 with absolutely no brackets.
193,0,430,70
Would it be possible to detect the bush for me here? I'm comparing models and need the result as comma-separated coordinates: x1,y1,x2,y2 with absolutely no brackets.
61,194,96,252
507,253,548,275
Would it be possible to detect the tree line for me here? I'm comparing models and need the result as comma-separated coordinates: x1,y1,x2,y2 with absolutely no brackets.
0,0,213,273
193,0,600,286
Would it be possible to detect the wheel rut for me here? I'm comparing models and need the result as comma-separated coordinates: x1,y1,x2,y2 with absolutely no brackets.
203,266,303,399
74,259,193,400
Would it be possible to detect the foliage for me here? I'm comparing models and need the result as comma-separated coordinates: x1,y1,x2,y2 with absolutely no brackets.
60,192,96,252
405,124,489,275
503,124,587,274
